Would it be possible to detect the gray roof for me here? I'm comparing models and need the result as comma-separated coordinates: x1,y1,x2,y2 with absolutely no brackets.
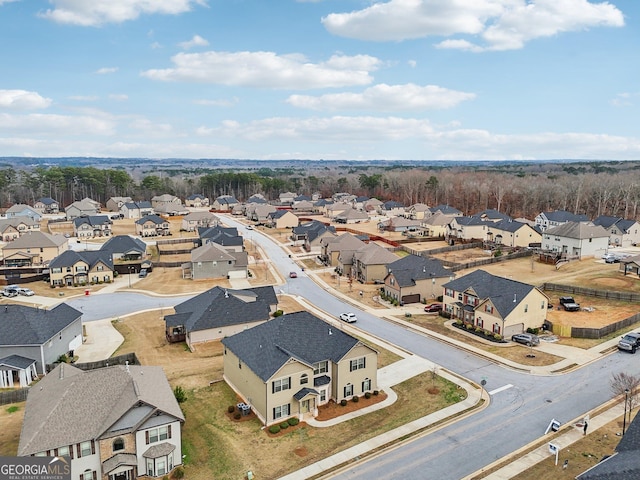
19,363,184,456
221,311,361,382
387,255,451,287
49,249,114,270
101,235,147,255
443,270,539,319
165,286,276,334
0,303,82,346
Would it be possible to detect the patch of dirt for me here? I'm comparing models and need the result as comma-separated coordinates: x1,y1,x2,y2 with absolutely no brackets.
315,392,388,421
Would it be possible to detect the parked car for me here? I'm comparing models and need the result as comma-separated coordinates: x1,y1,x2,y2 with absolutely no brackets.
511,333,540,346
424,303,443,313
138,268,148,278
618,332,640,353
17,287,35,296
339,312,357,323
289,271,297,278
559,296,580,311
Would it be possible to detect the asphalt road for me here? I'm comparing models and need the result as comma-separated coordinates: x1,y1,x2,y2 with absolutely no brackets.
71,216,640,479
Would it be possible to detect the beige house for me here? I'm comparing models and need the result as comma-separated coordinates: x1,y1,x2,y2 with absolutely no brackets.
222,311,378,426
266,210,299,229
2,231,68,266
352,243,399,284
442,269,549,338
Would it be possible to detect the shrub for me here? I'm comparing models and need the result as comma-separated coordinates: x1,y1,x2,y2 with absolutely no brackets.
364,392,371,399
171,467,184,480
340,399,347,407
173,386,187,403
287,417,299,426
268,425,281,434
228,405,235,414
279,421,289,430
234,412,241,420
352,395,359,403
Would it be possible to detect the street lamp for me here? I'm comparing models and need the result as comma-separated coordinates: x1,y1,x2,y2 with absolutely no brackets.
623,388,630,435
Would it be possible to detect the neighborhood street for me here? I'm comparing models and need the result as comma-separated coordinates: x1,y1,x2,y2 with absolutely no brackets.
64,217,640,479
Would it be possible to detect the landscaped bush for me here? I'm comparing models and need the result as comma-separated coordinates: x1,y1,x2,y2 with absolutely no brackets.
268,425,281,434
364,392,371,399
352,395,359,403
340,399,347,406
287,417,299,426
227,405,235,414
279,421,289,429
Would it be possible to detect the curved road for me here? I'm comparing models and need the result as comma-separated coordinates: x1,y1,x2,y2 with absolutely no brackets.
70,216,640,479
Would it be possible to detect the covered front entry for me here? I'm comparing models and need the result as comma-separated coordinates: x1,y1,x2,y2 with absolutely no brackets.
293,387,320,420
0,355,37,387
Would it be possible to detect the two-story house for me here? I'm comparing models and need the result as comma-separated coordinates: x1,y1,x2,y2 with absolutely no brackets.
18,363,185,480
49,250,114,287
222,311,378,426
442,269,549,338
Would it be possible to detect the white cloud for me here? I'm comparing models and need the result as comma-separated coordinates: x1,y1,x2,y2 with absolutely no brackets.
322,0,624,51
142,51,380,88
39,0,208,26
108,94,129,101
178,34,209,50
95,67,118,74
286,83,475,111
0,90,52,110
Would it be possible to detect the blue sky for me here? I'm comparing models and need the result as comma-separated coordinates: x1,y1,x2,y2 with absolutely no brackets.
0,0,638,161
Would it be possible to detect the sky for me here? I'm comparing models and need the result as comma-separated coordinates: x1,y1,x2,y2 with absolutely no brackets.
0,0,638,161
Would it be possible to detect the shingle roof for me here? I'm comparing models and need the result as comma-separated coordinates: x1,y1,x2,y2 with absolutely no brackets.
221,311,360,382
165,286,275,334
443,270,538,318
18,364,184,456
0,303,81,346
49,249,114,270
387,255,451,287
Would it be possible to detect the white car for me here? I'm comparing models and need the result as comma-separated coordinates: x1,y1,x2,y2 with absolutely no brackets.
339,313,357,323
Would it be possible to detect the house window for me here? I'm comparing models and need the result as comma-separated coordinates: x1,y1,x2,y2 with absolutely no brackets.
273,403,290,420
313,361,328,375
272,377,291,393
344,384,353,397
350,357,366,372
113,438,124,452
300,374,308,385
362,378,371,392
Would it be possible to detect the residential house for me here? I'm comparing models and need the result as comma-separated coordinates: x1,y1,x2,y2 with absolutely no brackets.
0,217,41,242
0,303,82,381
442,269,549,338
185,194,210,208
101,235,147,261
135,215,170,237
576,411,640,479
378,216,421,233
266,210,299,229
542,222,609,259
164,285,276,346
49,250,114,287
320,233,365,269
429,205,463,216
212,195,239,211
198,225,244,252
334,208,369,224
377,201,405,217
181,211,217,232
383,254,453,304
486,219,541,248
65,200,101,220
352,243,399,284
2,231,68,266
291,220,337,253
151,194,181,209
186,242,248,280
105,196,133,212
420,212,454,238
222,311,379,426
247,204,277,223
18,363,185,480
592,215,640,247
534,210,589,232
404,203,431,220
6,204,42,221
447,216,488,242
33,197,60,214
121,201,154,220
73,215,113,238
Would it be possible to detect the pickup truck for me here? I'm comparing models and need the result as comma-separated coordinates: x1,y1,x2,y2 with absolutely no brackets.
559,296,580,312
